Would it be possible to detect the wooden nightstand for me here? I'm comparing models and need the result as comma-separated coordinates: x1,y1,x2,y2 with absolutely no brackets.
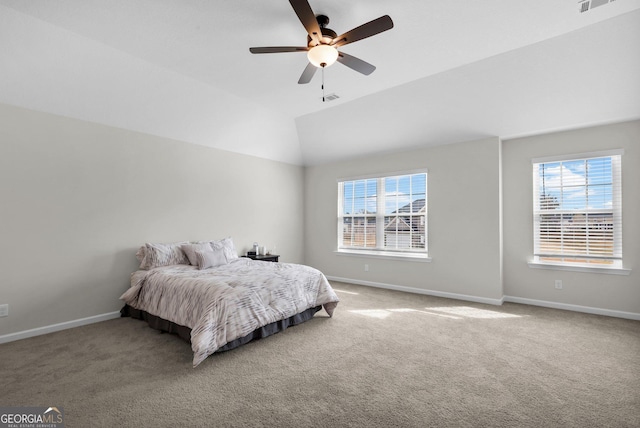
244,254,280,262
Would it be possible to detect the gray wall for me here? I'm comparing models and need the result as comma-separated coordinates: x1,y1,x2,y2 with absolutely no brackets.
304,121,639,317
0,103,305,337
2,102,637,339
502,120,639,315
304,137,504,303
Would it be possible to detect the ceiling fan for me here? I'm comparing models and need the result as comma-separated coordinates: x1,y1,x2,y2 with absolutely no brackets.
249,0,394,84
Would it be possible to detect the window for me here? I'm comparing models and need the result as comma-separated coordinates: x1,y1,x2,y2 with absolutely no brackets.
532,150,623,268
338,171,427,257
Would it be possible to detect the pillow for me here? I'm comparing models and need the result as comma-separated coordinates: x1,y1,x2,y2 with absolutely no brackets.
135,246,146,263
209,237,238,261
195,248,228,270
140,241,189,269
181,243,214,266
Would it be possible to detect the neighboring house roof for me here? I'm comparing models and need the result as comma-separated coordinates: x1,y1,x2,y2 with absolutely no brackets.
393,199,426,214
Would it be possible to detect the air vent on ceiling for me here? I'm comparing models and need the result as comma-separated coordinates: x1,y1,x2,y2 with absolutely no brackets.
323,93,340,102
579,0,616,13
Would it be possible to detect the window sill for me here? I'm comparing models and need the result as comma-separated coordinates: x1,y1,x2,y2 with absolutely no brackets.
527,261,631,275
334,249,431,262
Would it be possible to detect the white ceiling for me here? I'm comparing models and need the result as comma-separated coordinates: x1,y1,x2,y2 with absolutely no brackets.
1,0,639,165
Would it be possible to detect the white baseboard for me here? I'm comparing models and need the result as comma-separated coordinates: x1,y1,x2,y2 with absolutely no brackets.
503,296,640,321
326,276,505,306
326,276,640,320
0,311,121,344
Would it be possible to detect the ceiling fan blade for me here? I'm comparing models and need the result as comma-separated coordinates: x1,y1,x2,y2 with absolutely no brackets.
298,62,317,84
337,52,376,75
249,46,308,54
289,0,322,45
331,15,394,48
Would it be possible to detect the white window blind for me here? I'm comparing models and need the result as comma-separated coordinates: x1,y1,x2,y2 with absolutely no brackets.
340,178,378,249
532,151,622,267
338,172,427,255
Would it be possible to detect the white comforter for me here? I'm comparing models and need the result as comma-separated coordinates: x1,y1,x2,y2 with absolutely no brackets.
120,258,339,367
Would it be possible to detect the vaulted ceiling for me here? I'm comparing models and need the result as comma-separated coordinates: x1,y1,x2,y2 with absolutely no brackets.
1,0,639,165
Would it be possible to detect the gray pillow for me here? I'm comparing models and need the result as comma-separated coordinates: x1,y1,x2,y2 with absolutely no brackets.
181,243,214,266
141,242,189,269
195,248,228,270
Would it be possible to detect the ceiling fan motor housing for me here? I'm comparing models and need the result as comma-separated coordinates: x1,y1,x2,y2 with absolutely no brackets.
307,15,337,46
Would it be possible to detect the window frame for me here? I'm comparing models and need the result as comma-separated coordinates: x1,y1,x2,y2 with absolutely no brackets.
336,169,429,260
529,149,629,274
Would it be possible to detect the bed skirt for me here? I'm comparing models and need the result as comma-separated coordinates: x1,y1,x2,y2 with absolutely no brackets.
120,304,322,353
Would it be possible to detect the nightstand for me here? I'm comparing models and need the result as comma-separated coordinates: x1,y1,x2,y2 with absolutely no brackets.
244,254,280,262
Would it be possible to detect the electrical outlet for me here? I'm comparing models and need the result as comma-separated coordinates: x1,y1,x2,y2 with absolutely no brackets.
555,280,563,290
0,304,8,317
364,264,369,272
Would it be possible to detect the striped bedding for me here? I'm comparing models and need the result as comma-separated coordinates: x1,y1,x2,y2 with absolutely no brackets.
120,258,339,367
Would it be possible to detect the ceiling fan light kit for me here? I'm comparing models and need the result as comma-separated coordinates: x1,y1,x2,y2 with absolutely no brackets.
249,0,393,90
307,44,338,68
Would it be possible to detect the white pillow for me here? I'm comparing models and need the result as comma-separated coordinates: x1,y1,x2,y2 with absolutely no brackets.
180,243,214,266
195,248,228,270
209,237,238,261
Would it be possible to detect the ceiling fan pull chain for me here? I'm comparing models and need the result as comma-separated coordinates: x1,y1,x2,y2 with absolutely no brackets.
321,66,324,102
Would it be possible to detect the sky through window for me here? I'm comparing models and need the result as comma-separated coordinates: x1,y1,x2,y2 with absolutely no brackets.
538,157,613,210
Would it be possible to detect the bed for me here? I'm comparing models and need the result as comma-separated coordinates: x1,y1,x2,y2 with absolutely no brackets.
120,239,339,367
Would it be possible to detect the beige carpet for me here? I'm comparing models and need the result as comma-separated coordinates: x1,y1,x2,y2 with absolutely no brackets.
1,281,639,427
